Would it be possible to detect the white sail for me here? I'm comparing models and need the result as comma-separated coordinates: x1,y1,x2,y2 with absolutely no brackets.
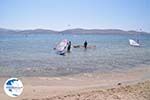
129,39,140,47
55,39,68,55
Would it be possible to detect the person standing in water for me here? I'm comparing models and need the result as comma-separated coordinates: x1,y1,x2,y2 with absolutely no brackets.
84,41,88,49
67,41,71,52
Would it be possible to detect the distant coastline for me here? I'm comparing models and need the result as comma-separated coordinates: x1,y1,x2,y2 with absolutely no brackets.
0,28,149,34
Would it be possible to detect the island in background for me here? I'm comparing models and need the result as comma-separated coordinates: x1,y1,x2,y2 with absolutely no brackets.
0,28,149,34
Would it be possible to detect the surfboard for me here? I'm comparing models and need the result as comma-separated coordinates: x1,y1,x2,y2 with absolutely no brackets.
73,45,96,48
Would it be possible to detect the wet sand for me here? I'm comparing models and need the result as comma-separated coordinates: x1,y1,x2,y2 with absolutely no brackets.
0,66,150,100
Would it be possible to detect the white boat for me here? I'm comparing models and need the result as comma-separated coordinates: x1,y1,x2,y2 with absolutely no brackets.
55,39,68,55
129,39,140,47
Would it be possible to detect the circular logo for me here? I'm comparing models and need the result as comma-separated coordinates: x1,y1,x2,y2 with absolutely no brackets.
4,78,23,97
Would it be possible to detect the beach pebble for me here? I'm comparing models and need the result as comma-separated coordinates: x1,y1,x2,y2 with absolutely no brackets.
117,83,122,85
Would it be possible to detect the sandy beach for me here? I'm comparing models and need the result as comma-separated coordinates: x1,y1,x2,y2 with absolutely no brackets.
0,66,150,100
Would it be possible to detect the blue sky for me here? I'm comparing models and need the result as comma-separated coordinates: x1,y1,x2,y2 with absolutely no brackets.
0,0,150,32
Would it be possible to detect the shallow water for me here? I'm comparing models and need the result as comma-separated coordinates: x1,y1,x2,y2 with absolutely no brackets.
0,33,150,77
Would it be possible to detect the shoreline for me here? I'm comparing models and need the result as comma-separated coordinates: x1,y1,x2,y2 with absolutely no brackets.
0,66,150,100
0,63,150,77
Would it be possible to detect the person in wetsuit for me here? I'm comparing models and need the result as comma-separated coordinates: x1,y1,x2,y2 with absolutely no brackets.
84,41,88,49
67,41,71,52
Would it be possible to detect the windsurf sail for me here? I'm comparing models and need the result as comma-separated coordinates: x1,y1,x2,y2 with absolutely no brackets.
129,39,140,47
55,39,68,55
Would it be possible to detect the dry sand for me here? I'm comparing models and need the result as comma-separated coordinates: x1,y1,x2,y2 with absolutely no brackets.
0,66,150,100
44,80,150,100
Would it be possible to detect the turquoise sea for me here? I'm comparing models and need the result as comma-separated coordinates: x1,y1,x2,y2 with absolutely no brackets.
0,33,150,77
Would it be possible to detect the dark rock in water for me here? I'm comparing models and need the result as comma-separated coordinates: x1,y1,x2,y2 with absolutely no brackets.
117,83,122,85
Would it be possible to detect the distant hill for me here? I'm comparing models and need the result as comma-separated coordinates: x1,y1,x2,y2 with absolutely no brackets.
0,28,17,34
0,28,149,34
0,28,57,34
18,29,58,34
60,28,127,34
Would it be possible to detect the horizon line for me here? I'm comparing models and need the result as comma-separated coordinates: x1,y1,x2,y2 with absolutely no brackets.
0,27,148,33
